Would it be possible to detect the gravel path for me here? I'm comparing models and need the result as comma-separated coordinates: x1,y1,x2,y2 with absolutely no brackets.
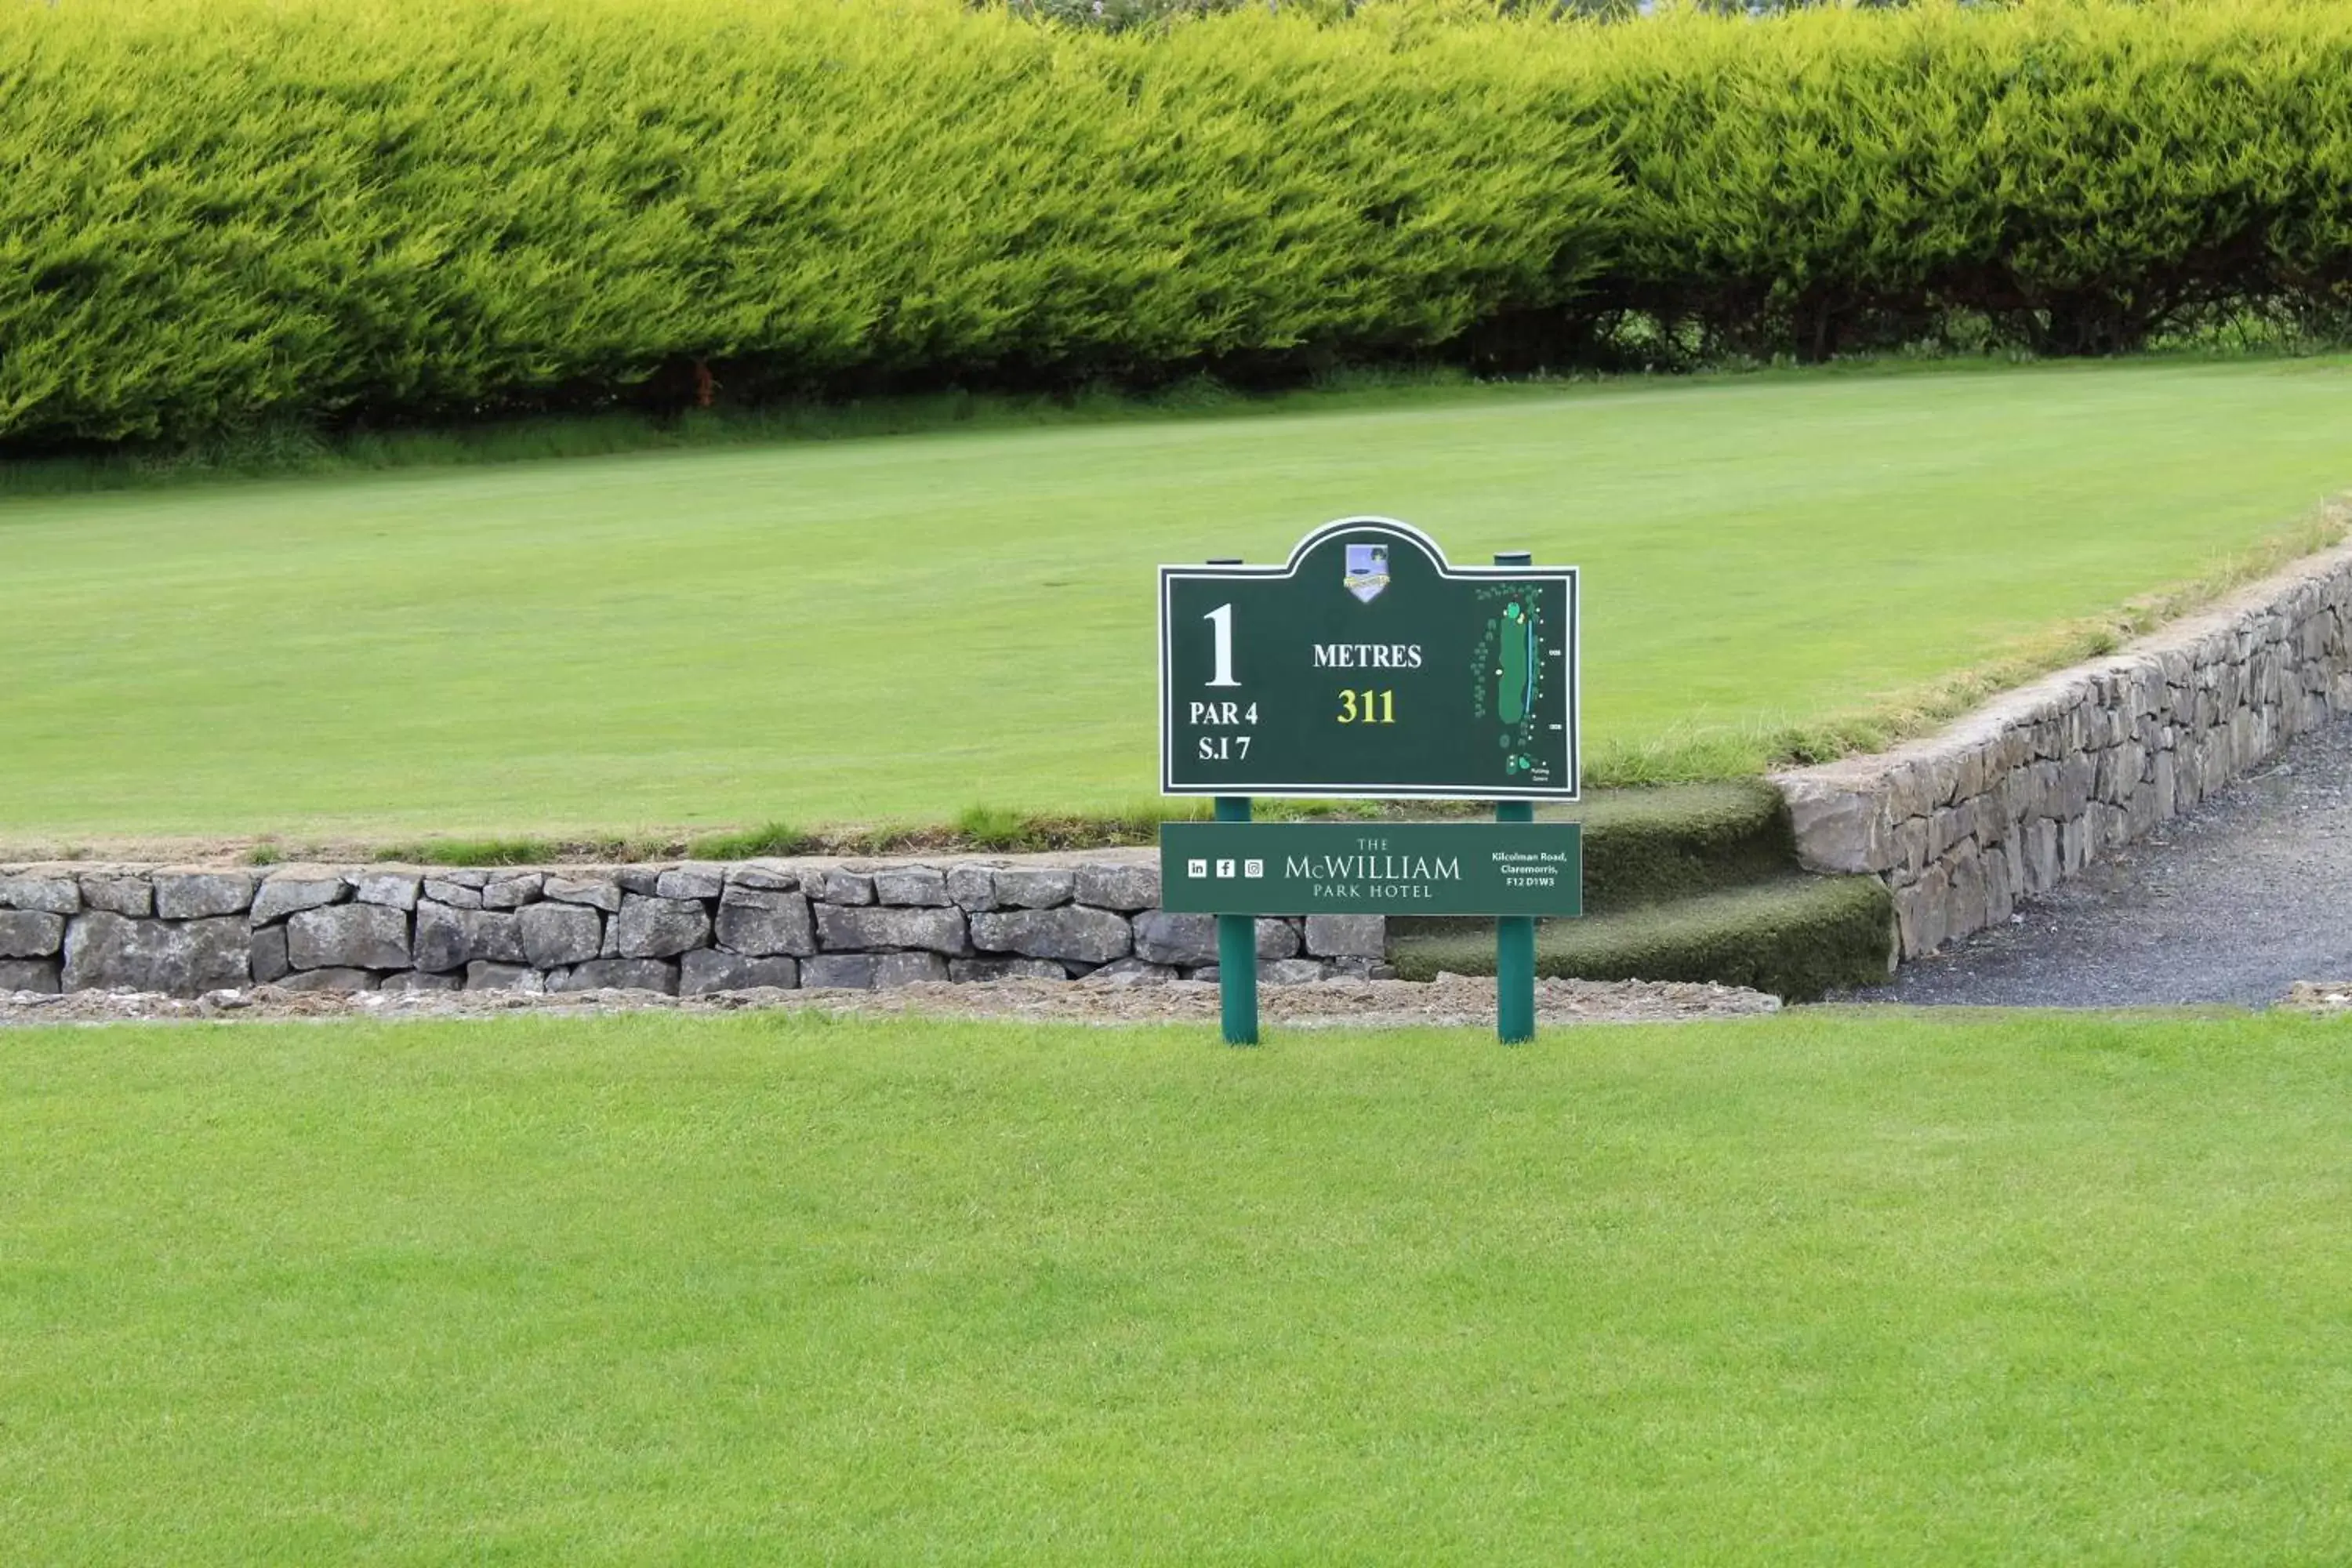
1853,713,2352,1007
0,973,1780,1030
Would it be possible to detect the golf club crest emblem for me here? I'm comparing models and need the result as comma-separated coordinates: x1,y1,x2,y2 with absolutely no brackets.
1342,542,1389,604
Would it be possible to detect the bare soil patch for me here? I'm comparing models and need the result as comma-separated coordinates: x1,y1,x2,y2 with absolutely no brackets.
0,973,1780,1030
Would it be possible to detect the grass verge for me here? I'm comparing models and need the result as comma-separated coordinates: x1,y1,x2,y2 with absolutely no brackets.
0,368,1486,503
326,797,1410,866
5,357,2350,844
4,1007,2350,1562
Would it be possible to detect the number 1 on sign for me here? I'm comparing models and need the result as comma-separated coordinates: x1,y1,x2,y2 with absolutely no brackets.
1203,604,1240,688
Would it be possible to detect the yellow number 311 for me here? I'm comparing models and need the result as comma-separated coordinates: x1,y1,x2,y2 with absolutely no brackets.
1337,689,1396,724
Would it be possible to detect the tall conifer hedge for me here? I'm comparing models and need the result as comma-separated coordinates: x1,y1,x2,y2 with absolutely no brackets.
1,0,2347,451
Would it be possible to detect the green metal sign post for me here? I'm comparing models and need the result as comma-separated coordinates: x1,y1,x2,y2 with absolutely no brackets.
1160,522,1581,1046
1213,795,1258,1047
1490,551,1539,1044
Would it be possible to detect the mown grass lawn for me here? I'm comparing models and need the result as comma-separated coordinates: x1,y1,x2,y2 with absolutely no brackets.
2,357,2349,843
4,1007,2350,1563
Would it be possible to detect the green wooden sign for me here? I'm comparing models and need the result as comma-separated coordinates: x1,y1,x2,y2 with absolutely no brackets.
1159,822,1582,916
1160,518,1578,800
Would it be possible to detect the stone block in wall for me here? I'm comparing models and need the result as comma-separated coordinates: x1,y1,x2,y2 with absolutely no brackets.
554,958,677,994
422,878,484,911
1255,919,1300,960
1928,753,1966,809
2093,742,2141,805
874,952,949,988
1262,959,1329,985
2060,757,2098,822
519,902,604,968
971,906,1130,965
1893,862,1951,960
681,949,800,996
2059,815,2092,876
1970,793,2008,853
1927,804,1969,861
0,956,60,993
655,865,723,902
1900,756,1951,820
715,889,815,957
483,873,545,909
357,873,421,911
2100,701,2134,749
1074,862,1159,913
465,961,545,993
1945,843,1987,940
2124,774,2165,840
2020,818,2060,896
822,870,875,906
802,954,877,989
252,872,350,925
0,910,65,959
287,903,412,971
1894,814,1930,884
728,864,797,893
1131,911,1215,967
615,868,662,895
278,967,376,993
82,875,152,917
992,869,1073,909
545,875,623,913
951,957,1067,982
614,895,712,959
1777,778,1889,875
0,875,80,915
251,927,290,984
414,904,525,971
382,970,463,993
1087,957,1178,985
1305,915,1385,959
1951,744,1989,805
817,904,970,956
63,913,248,993
871,867,949,907
154,871,253,920
946,866,999,912
1982,846,2015,927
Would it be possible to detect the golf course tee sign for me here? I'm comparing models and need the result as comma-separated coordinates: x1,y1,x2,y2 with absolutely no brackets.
1159,518,1580,799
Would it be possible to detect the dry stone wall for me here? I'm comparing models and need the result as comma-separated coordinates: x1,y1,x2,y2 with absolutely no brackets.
1776,537,2352,960
0,856,1390,997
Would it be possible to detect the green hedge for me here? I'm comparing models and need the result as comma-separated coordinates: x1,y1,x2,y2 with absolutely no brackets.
3,0,2350,451
1586,0,2352,359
